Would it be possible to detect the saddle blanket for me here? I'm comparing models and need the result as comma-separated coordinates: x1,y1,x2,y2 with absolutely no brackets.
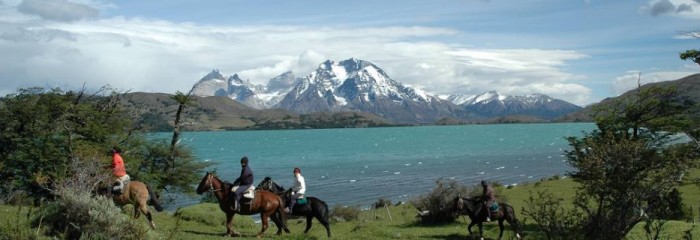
231,185,256,199
489,202,499,212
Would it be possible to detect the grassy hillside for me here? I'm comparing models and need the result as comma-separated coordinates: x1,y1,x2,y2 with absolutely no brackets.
3,170,699,239
122,92,395,131
558,73,700,122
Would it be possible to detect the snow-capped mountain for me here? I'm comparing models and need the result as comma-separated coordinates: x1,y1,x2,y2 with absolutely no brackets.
190,58,580,123
275,58,463,123
444,91,581,120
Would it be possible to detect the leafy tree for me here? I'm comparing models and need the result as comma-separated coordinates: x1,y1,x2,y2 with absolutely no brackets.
0,87,210,203
680,49,700,67
168,91,195,170
0,87,130,202
564,84,697,239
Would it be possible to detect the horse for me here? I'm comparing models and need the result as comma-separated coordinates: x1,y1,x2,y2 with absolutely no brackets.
453,196,523,240
98,180,164,229
257,177,332,238
196,172,290,237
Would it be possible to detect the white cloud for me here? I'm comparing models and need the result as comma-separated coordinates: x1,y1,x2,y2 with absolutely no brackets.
0,6,594,104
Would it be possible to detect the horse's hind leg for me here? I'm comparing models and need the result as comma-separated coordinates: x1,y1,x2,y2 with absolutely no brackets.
139,204,156,229
304,215,314,233
270,212,284,236
258,213,270,237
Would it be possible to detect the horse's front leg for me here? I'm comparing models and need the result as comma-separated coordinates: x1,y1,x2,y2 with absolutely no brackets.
478,222,484,240
497,219,505,240
467,221,475,235
257,213,270,238
226,212,239,237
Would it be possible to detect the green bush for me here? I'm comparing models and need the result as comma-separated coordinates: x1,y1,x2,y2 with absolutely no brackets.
372,197,392,209
330,205,361,222
522,189,584,240
33,189,151,240
410,179,473,225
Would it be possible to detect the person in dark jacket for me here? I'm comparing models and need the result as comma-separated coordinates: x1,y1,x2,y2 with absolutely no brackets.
481,180,496,222
231,156,254,211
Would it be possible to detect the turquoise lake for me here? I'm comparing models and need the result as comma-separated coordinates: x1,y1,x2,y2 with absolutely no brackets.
160,123,596,209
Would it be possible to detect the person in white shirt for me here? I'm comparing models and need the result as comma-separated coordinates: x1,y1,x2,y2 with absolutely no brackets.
287,167,305,214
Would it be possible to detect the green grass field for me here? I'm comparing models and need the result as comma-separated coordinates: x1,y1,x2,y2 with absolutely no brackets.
2,171,699,239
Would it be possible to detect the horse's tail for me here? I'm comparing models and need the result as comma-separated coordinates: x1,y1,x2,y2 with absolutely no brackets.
276,195,288,228
146,184,164,212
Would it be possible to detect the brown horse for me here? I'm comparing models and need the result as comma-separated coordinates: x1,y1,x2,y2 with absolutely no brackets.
102,180,164,229
453,196,522,240
196,172,290,237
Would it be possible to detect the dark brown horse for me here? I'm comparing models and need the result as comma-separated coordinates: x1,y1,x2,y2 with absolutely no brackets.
196,172,290,237
453,196,522,240
99,180,164,229
257,177,332,238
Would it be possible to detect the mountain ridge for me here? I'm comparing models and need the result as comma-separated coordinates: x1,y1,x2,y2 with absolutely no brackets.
190,58,581,123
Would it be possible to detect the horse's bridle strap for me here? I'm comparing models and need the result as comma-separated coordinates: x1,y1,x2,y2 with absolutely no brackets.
208,174,223,192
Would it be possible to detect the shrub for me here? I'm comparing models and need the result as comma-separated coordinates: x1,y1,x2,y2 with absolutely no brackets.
33,189,150,240
31,156,152,239
521,189,584,240
410,178,473,225
372,197,392,209
330,205,361,222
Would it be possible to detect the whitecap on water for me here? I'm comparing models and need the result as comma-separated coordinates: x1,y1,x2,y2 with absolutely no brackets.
349,180,356,182
404,163,411,166
394,172,400,175
477,172,485,175
418,162,422,165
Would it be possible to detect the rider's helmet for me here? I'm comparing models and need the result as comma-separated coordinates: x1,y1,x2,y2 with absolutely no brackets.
240,156,249,165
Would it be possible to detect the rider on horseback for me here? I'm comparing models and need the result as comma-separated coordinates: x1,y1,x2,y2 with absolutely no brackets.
107,146,130,195
481,180,495,222
231,156,254,212
286,167,305,214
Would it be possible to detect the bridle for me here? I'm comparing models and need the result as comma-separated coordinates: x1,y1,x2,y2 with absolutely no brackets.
206,173,223,192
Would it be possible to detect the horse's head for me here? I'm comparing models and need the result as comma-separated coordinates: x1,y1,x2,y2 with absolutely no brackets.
257,176,285,193
452,196,466,217
453,195,480,217
196,172,214,195
257,176,273,191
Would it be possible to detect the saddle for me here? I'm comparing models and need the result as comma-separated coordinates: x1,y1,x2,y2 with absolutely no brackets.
489,202,499,213
111,179,130,195
231,185,256,199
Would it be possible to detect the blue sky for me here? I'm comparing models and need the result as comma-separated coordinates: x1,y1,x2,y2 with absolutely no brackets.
1,0,698,105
